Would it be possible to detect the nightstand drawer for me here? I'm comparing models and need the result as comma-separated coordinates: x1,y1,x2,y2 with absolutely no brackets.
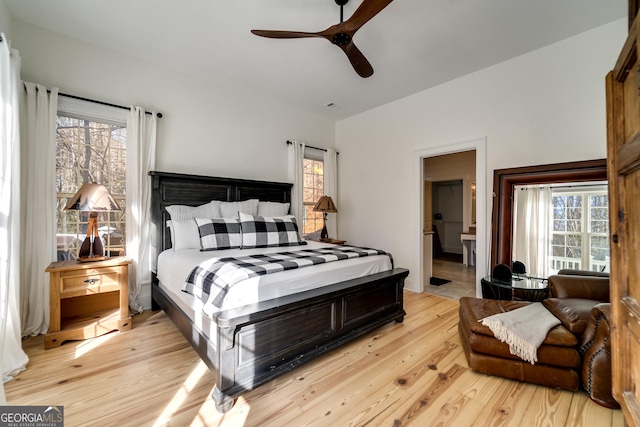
60,268,121,298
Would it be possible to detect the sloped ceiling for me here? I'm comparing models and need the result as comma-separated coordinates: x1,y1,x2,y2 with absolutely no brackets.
4,0,627,120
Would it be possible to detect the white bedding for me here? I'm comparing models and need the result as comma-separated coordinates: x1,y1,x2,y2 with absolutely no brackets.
157,240,392,319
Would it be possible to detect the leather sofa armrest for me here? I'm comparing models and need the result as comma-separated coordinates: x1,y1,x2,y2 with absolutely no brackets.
579,302,620,409
547,275,610,301
580,303,612,351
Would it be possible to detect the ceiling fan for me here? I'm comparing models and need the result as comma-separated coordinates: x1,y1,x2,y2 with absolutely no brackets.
251,0,394,78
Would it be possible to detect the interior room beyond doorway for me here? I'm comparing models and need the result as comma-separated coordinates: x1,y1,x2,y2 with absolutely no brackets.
422,149,476,299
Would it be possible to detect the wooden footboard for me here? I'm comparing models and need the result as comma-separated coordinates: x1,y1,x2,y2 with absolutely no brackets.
152,267,409,413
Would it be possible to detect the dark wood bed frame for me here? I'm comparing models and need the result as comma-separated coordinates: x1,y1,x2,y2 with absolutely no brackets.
149,171,409,413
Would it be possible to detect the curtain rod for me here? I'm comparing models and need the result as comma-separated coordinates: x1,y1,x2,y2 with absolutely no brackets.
50,90,162,118
286,140,338,154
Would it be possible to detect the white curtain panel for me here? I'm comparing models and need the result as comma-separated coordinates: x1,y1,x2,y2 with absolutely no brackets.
126,107,157,313
20,82,58,337
287,141,305,226
0,35,29,403
323,148,338,238
513,185,552,277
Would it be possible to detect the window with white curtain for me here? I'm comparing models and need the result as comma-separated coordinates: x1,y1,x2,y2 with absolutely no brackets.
55,97,127,258
550,185,609,273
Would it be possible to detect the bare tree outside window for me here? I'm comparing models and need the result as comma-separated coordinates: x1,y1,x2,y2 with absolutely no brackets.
302,158,324,238
56,116,127,259
550,191,609,273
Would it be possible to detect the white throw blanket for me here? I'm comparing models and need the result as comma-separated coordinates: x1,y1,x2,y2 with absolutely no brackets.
479,303,560,364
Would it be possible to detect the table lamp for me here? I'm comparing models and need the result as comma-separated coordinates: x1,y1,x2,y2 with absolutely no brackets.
64,182,121,261
313,195,337,241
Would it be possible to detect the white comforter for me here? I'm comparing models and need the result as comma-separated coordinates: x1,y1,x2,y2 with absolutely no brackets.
157,241,392,314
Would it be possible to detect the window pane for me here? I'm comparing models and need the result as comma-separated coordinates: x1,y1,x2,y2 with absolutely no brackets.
567,195,582,208
549,190,608,274
591,220,608,233
302,158,324,238
553,219,566,232
567,219,582,232
590,235,610,272
56,116,127,258
552,245,565,257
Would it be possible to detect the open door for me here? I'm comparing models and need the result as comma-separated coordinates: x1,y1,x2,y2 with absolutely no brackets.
606,10,640,426
424,180,432,232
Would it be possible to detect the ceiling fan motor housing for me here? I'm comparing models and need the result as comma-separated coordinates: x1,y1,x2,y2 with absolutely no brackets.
333,33,351,45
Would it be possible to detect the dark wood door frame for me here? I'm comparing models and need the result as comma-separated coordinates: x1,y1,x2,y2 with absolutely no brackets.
490,159,607,268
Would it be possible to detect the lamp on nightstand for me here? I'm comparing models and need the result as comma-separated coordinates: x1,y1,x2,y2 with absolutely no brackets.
313,195,337,242
64,183,121,262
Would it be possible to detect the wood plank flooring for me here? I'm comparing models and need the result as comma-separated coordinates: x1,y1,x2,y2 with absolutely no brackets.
424,258,478,299
5,290,624,427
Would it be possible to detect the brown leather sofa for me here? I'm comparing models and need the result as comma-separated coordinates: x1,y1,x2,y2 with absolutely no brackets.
544,271,618,408
459,297,581,391
459,270,618,408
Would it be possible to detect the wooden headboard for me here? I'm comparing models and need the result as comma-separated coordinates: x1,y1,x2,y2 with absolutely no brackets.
149,171,292,263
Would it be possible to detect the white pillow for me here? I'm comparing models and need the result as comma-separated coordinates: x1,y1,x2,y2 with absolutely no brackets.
257,201,290,217
166,201,221,221
219,199,259,217
170,219,201,251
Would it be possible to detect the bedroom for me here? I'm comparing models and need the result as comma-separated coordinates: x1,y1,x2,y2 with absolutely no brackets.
0,0,631,425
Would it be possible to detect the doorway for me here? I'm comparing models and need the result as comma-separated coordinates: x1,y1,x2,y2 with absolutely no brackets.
414,137,486,297
431,179,464,261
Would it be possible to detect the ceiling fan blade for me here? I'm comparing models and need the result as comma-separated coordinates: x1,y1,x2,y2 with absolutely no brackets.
251,29,322,39
338,42,374,78
345,0,394,32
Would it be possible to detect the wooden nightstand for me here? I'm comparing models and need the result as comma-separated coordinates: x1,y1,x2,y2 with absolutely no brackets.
45,256,132,349
316,238,347,245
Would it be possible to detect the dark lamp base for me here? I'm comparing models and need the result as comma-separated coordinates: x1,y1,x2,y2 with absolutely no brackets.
320,225,329,240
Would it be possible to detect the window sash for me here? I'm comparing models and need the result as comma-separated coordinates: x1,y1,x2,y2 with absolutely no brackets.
549,190,609,273
302,157,324,237
55,109,127,258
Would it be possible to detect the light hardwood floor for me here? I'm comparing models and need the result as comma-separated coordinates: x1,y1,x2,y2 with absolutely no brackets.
6,289,624,427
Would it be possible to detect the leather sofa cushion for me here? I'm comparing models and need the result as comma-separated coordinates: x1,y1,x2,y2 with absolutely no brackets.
543,298,599,337
459,324,580,391
460,317,580,368
547,275,609,301
459,297,577,347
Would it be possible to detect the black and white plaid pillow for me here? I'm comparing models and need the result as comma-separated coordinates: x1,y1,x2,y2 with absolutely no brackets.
195,218,242,251
239,212,306,248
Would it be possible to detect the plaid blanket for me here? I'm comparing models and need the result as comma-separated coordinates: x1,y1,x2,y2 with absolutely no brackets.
183,246,392,315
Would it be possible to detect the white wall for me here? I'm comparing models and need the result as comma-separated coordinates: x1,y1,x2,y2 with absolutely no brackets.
0,0,11,37
9,18,335,309
336,19,627,293
10,19,335,183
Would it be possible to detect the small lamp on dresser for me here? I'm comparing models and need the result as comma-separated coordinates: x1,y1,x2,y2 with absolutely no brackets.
64,182,121,262
313,195,337,242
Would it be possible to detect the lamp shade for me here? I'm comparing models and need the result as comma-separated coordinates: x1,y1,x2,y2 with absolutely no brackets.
313,195,337,213
64,183,121,211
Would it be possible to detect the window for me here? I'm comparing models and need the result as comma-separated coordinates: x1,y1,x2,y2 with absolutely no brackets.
490,160,607,267
550,187,609,273
302,157,324,238
55,112,127,259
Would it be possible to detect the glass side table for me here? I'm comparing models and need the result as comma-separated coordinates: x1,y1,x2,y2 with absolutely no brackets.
481,274,548,302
